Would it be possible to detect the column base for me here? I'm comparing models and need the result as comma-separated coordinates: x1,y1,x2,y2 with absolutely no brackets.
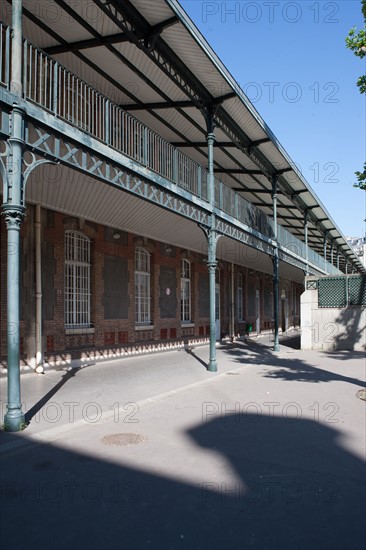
4,409,26,432
273,342,280,352
208,359,217,372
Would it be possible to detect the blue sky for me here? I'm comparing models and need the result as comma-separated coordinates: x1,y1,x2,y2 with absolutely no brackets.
179,0,366,238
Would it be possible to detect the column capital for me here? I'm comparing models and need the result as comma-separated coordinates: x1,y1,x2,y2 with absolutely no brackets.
206,260,217,270
1,205,25,230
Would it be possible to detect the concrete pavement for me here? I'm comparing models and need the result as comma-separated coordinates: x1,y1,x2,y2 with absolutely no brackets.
1,337,365,550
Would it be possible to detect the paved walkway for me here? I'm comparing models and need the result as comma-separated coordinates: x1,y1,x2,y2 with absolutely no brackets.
1,338,365,550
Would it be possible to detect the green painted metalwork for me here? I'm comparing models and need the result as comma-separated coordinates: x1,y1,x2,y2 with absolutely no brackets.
307,280,318,290
348,276,366,306
206,128,218,373
0,20,352,276
272,175,280,352
318,275,366,308
318,277,347,308
1,0,25,432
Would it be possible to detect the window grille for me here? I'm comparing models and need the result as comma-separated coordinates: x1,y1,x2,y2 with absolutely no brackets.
318,276,366,308
65,231,91,327
135,247,151,324
318,277,346,308
181,259,191,322
348,276,366,306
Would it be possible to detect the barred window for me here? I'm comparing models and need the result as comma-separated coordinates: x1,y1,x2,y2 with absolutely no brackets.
181,259,191,322
135,247,151,325
237,273,244,321
65,231,91,327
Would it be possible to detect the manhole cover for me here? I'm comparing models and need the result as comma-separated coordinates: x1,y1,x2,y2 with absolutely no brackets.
101,433,147,447
356,390,366,402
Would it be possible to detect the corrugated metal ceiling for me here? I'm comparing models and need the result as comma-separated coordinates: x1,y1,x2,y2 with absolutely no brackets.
1,0,362,270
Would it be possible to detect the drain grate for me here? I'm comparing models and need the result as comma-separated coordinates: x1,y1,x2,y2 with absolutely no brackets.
101,433,147,447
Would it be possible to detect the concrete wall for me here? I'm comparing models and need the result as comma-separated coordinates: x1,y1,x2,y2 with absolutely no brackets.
301,276,366,351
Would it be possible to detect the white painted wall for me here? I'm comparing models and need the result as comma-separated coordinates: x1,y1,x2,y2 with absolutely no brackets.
301,276,366,351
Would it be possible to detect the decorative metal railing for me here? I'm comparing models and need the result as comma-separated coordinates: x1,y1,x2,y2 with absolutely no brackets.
0,22,342,275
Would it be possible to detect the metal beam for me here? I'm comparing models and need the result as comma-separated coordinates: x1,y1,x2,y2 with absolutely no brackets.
232,188,278,194
121,101,196,110
44,33,129,55
214,169,263,175
172,141,235,147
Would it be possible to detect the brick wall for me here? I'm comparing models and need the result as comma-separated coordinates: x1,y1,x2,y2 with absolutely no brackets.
0,206,302,367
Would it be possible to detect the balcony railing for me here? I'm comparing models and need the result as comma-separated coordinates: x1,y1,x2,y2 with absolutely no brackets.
0,22,341,275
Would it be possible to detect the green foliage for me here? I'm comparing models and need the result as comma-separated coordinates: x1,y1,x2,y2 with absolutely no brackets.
345,0,366,93
353,163,366,191
346,1,366,191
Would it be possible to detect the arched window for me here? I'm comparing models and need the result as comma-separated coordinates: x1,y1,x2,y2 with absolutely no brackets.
181,259,191,322
64,231,91,327
237,273,244,321
135,247,151,325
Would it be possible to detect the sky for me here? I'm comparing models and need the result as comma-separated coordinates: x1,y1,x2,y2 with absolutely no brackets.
179,0,366,238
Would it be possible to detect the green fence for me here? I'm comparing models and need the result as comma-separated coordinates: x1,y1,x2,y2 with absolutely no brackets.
318,275,366,308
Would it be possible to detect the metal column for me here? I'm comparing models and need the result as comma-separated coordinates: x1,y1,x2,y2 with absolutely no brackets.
323,233,327,270
206,114,218,372
1,0,25,431
304,211,309,276
271,175,280,352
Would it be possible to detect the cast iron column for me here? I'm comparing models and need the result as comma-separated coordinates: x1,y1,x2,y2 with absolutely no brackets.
206,112,217,372
304,210,309,276
271,175,280,352
2,0,26,431
323,233,327,271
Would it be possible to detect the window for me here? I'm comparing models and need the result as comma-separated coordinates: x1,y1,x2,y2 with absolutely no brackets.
181,259,191,322
65,231,91,327
237,273,243,321
135,247,151,325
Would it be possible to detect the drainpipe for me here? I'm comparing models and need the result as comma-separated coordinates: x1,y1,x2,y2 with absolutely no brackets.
35,204,44,373
230,262,235,342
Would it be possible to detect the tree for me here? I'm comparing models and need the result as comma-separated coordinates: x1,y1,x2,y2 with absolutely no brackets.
346,0,366,190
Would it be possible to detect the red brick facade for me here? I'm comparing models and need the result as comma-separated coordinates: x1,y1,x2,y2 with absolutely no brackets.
0,205,302,368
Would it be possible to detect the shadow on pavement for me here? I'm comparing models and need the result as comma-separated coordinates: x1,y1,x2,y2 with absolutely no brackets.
24,368,82,425
1,409,365,550
220,341,366,388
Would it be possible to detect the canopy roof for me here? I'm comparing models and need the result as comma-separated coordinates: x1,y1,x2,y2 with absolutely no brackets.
2,0,363,271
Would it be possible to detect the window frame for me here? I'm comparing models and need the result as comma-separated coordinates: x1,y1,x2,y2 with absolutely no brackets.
64,230,91,328
135,247,151,325
181,259,192,323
